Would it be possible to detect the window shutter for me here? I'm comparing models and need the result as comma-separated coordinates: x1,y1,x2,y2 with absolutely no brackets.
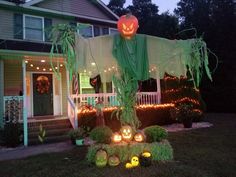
44,18,52,42
14,13,23,39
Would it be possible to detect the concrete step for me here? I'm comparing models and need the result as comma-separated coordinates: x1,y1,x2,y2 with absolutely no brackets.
28,128,71,139
29,135,70,145
28,123,72,132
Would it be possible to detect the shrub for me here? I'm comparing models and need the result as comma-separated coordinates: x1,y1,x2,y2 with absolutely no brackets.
3,122,21,147
90,126,112,144
144,125,168,143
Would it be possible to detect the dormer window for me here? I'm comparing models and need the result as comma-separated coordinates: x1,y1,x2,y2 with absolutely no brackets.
23,15,44,41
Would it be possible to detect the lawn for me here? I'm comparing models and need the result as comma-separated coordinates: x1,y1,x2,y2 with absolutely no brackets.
0,113,235,177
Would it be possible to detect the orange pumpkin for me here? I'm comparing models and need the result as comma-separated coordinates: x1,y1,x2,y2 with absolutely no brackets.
112,132,122,143
120,125,133,141
134,132,145,142
117,14,139,39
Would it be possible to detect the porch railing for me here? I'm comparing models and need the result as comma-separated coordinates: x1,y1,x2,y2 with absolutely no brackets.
3,96,23,122
67,96,78,129
71,92,160,107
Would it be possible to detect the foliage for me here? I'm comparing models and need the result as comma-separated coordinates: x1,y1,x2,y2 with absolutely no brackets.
144,125,168,143
50,24,77,80
107,0,127,17
87,141,173,163
175,0,236,112
89,126,112,144
111,71,140,129
38,124,46,144
169,103,202,123
3,122,21,147
68,126,89,141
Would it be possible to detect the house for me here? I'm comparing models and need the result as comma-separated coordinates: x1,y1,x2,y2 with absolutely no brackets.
0,0,120,145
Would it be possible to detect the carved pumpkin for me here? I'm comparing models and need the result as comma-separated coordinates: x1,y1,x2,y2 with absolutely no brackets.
134,132,145,142
120,125,133,141
117,14,139,39
95,149,108,167
108,155,120,166
112,132,122,143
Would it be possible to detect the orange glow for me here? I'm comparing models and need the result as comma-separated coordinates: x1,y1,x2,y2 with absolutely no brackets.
134,132,144,142
112,132,122,143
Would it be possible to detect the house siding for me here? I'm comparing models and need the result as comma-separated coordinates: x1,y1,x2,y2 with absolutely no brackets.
4,60,23,96
0,60,4,128
0,9,14,40
35,0,113,21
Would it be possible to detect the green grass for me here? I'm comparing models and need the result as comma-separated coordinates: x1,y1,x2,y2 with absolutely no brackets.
0,113,236,177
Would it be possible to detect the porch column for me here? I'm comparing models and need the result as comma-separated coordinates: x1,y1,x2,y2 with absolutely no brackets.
0,60,4,128
22,60,28,146
156,67,161,104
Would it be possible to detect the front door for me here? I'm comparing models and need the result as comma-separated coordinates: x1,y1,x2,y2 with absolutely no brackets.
33,73,53,116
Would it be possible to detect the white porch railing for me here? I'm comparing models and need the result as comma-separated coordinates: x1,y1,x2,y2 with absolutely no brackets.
67,96,78,129
71,92,160,107
3,96,23,122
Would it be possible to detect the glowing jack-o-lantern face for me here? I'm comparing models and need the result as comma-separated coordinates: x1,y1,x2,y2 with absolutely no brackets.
112,132,122,143
117,14,139,39
120,125,133,141
134,132,144,142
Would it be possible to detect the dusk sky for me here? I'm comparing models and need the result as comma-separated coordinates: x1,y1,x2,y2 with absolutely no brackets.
102,0,179,14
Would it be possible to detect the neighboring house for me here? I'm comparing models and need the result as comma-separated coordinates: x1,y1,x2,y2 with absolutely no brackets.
0,0,119,143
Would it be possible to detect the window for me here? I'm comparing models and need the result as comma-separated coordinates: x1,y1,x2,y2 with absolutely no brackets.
109,28,119,35
77,23,93,38
24,15,44,41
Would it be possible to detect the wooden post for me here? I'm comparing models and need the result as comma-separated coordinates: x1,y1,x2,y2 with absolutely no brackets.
22,60,28,146
156,67,161,104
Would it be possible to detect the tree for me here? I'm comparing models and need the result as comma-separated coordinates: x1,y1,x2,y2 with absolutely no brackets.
107,0,127,17
175,0,236,112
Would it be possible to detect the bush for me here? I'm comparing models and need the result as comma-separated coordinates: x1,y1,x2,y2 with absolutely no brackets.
144,125,168,143
68,126,90,144
3,122,21,147
90,126,112,144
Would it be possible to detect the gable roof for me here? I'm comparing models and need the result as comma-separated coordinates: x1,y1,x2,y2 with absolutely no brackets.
24,0,119,20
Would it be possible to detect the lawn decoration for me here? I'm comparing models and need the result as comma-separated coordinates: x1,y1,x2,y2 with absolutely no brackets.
139,152,152,167
125,156,139,169
117,14,139,39
134,131,145,142
95,149,108,167
112,132,122,143
108,155,120,167
120,125,133,142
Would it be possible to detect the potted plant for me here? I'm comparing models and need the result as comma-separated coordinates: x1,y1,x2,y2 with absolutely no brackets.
68,126,89,145
171,103,194,128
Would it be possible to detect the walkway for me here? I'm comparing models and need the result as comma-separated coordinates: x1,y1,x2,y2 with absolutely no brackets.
0,141,74,161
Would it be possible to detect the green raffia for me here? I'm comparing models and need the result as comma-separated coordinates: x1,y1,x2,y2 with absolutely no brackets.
50,24,77,80
111,70,140,129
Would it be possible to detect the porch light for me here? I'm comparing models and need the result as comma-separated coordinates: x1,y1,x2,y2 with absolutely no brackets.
60,64,63,67
25,60,28,63
55,67,58,69
49,68,52,71
43,68,46,71
41,60,45,63
30,64,34,67
36,67,39,70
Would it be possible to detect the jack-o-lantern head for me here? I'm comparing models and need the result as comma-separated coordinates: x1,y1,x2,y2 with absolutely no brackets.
134,132,145,143
117,14,139,39
120,125,133,141
112,132,122,143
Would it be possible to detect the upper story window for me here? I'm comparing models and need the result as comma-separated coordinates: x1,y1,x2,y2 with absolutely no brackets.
77,23,93,38
109,28,119,35
24,15,44,41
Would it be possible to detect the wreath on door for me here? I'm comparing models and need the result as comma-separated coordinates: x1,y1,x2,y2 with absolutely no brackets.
36,76,50,94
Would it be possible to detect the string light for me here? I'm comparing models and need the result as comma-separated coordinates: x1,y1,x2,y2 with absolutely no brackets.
30,64,34,67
